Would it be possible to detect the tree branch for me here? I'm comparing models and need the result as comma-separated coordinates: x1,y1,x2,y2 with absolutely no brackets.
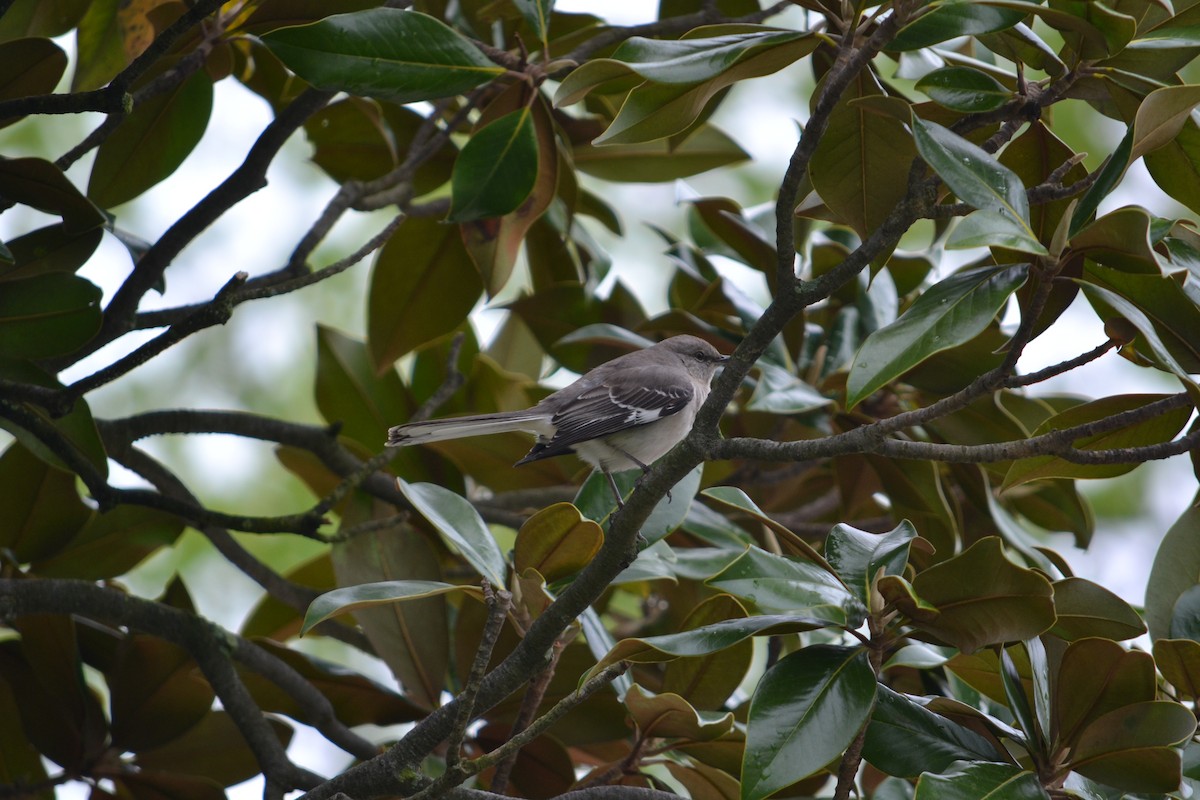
77,86,334,363
0,579,324,794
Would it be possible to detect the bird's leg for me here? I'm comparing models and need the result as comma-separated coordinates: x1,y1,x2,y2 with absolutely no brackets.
603,468,647,550
609,446,672,503
604,469,625,509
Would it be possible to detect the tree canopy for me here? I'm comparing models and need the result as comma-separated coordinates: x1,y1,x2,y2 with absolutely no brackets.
2,1,1200,799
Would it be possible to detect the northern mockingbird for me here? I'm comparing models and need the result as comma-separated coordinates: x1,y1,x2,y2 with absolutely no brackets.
386,335,729,505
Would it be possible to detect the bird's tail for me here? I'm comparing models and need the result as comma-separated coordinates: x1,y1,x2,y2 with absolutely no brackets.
386,411,549,447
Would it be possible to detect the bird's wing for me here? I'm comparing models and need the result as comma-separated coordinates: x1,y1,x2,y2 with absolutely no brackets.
519,367,693,462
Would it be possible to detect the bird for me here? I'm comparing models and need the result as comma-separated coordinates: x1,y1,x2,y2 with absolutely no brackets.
385,335,730,506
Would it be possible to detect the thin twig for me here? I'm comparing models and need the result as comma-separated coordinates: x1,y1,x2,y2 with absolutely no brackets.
446,584,513,773
490,632,569,793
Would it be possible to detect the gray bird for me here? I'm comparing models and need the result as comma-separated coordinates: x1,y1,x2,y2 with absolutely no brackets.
386,335,729,505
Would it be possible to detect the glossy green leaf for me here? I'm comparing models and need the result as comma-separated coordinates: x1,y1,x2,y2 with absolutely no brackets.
945,209,1049,255
448,106,538,222
262,8,503,102
1070,127,1133,236
889,3,1025,50
575,464,702,544
661,595,753,711
1001,394,1192,489
882,643,952,672
0,0,90,41
367,217,483,370
742,645,877,800
0,157,104,234
590,32,817,144
331,515,449,709
913,762,1047,800
999,645,1041,748
916,66,1010,112
514,502,603,583
302,579,483,634
1070,206,1160,274
709,546,865,627
1080,282,1200,397
589,613,829,677
556,28,808,99
1146,499,1200,642
462,94,558,296
398,479,507,586
1171,584,1200,640
579,604,631,697
1050,577,1146,641
1070,701,1195,792
863,686,1008,778
825,520,918,603
664,760,740,800
846,264,1029,409
0,443,91,563
0,272,101,359
572,124,749,181
702,485,834,564
877,537,1055,654
1084,262,1200,372
513,0,552,44
914,117,1032,229
0,671,48,792
87,69,213,208
981,0,1130,59
0,616,106,770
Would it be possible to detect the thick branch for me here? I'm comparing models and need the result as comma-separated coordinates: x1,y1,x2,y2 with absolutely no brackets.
0,579,323,793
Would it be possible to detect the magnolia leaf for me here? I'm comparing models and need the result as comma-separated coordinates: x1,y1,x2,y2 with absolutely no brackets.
302,580,483,634
742,646,877,800
262,8,503,102
398,480,507,586
846,264,1028,409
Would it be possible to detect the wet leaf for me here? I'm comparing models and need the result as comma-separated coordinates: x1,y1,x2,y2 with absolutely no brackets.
846,264,1029,409
916,66,1010,113
742,645,877,800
